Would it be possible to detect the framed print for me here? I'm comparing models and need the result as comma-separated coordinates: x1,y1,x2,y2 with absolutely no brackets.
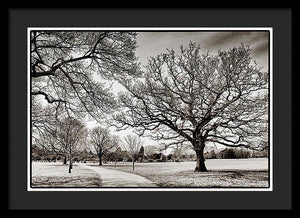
8,9,292,210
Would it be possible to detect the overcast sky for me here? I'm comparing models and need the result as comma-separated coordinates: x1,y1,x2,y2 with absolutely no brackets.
87,31,270,150
136,31,269,70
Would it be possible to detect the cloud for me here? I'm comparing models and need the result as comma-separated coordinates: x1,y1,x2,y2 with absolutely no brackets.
203,32,252,48
136,31,269,69
252,40,269,57
202,32,269,51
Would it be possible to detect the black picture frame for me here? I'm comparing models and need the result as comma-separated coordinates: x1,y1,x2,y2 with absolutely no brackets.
8,8,292,210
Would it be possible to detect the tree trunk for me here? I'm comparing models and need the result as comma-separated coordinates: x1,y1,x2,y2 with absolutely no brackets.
132,159,135,170
69,156,72,173
98,153,102,166
63,156,67,165
195,147,207,172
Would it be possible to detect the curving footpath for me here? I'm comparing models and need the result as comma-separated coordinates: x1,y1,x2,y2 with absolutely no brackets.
78,163,157,187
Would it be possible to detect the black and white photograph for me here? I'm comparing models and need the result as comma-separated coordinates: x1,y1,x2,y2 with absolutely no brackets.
28,28,272,191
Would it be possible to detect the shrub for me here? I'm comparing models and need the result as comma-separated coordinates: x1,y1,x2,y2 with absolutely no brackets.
161,155,167,162
146,159,154,162
204,150,217,159
218,148,236,159
148,153,162,160
32,156,41,161
235,149,250,158
167,154,173,160
180,154,186,160
188,154,196,160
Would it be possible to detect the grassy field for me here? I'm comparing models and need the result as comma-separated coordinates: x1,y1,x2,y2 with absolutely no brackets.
31,158,269,188
31,162,102,187
103,158,269,188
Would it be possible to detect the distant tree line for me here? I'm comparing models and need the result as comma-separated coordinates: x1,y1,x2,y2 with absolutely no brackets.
204,148,268,159
33,143,268,165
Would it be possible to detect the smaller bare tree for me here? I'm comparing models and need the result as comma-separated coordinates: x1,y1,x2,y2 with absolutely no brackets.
88,127,118,166
110,137,121,167
34,129,69,164
109,145,123,168
54,117,85,173
123,134,143,170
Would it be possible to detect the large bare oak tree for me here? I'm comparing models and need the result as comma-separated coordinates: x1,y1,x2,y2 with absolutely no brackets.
114,43,269,172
